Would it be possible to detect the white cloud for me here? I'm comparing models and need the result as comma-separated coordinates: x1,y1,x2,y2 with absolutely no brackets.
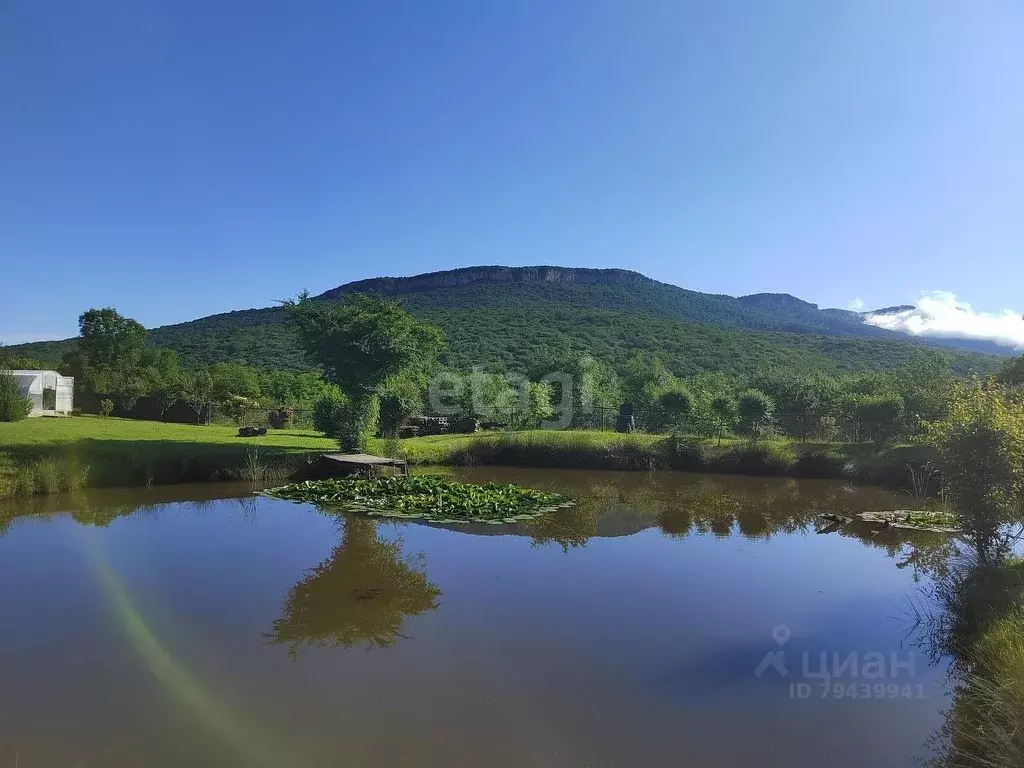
847,298,865,311
864,291,1024,350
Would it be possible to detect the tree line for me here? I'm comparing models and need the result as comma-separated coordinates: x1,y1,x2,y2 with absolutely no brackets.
4,299,1024,451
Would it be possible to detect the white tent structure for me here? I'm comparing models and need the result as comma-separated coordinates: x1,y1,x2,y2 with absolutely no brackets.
3,370,74,416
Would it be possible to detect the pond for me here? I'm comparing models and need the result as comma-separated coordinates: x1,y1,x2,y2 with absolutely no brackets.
0,468,958,767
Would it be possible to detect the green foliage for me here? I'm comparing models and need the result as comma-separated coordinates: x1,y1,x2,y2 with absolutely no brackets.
77,307,147,372
996,354,1024,387
753,373,839,441
524,381,555,427
0,350,44,370
736,389,775,438
854,392,906,446
210,362,261,404
793,449,848,479
181,368,214,423
68,308,148,399
99,399,114,417
656,384,693,432
710,394,739,440
335,394,380,453
285,293,445,399
264,475,574,523
5,270,1005,382
313,388,348,439
926,380,1024,552
715,443,798,475
620,352,673,407
0,372,32,421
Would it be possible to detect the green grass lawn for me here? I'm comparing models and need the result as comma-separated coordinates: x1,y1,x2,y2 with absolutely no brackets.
0,415,336,452
0,416,337,498
0,415,930,498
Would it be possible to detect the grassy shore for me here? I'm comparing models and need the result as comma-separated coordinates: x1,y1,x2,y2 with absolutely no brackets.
933,558,1024,767
0,416,336,498
0,416,934,499
371,430,934,487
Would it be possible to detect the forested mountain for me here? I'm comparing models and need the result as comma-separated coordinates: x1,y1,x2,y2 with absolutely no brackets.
8,266,1005,378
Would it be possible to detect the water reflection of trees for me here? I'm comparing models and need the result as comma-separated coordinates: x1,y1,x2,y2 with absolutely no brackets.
518,475,955,580
267,516,441,659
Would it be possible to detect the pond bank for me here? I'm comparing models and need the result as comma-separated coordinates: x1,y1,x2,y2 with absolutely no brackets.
385,431,937,489
0,418,936,499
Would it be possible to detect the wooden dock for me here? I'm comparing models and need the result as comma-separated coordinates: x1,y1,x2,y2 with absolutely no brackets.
316,453,409,478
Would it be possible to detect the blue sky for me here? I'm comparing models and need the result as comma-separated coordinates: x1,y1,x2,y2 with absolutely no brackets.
2,0,1022,343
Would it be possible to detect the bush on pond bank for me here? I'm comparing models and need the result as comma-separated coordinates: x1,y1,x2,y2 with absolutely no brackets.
263,475,575,524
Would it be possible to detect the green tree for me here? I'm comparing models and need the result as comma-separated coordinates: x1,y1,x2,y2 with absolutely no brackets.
620,352,674,409
525,381,554,427
378,372,425,437
736,389,774,438
141,348,184,417
209,362,262,404
77,307,147,372
68,307,148,406
0,349,44,370
996,355,1024,388
854,392,905,446
711,394,739,444
286,294,445,451
181,368,214,425
0,372,32,421
926,380,1024,560
458,369,516,422
657,385,693,433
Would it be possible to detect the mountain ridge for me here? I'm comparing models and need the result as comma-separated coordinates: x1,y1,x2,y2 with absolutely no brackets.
5,265,1009,376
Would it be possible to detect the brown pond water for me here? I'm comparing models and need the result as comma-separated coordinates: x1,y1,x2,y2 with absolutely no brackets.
0,468,959,767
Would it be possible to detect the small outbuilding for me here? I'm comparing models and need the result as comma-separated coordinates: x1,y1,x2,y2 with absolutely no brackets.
2,370,74,416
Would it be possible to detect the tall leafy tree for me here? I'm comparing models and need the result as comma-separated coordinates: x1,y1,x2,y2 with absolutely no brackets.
736,389,775,438
285,294,445,451
182,368,214,424
68,308,147,407
620,352,674,409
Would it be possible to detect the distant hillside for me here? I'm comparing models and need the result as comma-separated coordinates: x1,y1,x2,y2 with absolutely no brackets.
8,266,1006,378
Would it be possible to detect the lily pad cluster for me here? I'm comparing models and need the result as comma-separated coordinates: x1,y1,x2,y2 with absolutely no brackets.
262,475,575,524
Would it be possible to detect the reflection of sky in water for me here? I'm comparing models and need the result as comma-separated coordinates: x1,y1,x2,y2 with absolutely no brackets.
0,474,952,768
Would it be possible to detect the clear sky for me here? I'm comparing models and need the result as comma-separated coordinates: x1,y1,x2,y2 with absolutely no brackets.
2,0,1022,343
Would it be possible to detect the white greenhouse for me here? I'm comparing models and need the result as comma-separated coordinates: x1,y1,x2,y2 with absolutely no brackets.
3,370,74,416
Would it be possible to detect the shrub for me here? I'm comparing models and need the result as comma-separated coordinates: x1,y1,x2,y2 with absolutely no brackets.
713,442,797,476
268,407,293,429
99,399,115,417
664,436,713,471
0,372,32,421
313,389,347,438
793,449,847,479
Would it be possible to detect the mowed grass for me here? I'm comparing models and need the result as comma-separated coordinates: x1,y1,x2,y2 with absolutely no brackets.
0,415,336,452
0,416,336,498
